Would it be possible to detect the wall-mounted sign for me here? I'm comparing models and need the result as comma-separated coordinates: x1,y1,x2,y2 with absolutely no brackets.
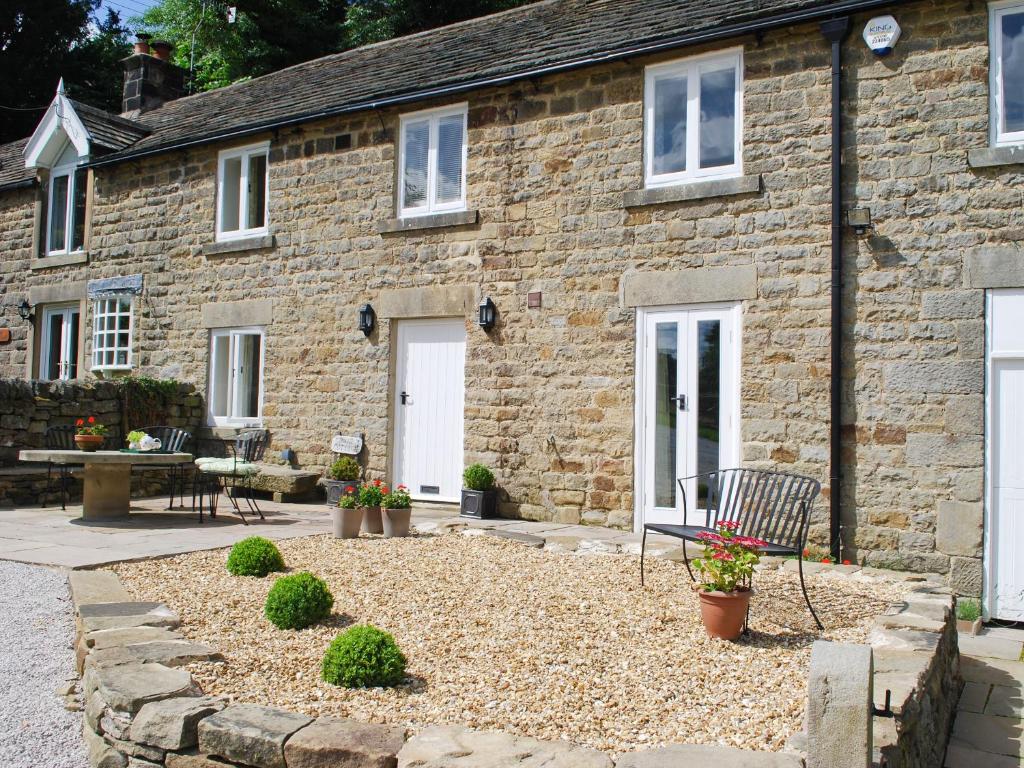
863,15,901,56
0,328,10,344
331,434,363,455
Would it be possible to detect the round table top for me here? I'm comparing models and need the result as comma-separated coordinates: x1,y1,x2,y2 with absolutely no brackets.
19,450,193,465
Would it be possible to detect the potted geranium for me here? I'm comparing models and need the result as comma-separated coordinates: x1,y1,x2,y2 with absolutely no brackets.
381,485,412,538
74,417,108,452
324,456,360,506
357,479,386,534
332,494,362,539
693,521,768,641
460,463,497,518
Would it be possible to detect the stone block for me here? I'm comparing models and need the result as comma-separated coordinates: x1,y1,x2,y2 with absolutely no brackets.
69,570,131,608
396,725,613,767
949,557,984,596
78,602,180,633
85,662,197,715
198,704,313,768
248,464,319,495
87,640,222,670
806,641,872,768
873,613,946,633
936,501,983,557
883,362,982,395
86,690,106,734
616,743,803,767
621,265,757,308
201,299,273,329
84,722,127,768
375,284,477,319
920,290,983,320
165,752,234,768
284,716,407,768
905,434,982,469
132,695,227,750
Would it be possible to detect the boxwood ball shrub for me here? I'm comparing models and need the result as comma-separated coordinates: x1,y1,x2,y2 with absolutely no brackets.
226,536,285,577
322,625,407,688
462,463,495,491
265,572,334,630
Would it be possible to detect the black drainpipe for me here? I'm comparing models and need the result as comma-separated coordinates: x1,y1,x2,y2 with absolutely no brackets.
821,16,850,563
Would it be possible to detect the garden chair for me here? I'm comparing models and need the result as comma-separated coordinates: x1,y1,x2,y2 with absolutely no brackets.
193,429,269,524
133,426,193,509
640,468,824,630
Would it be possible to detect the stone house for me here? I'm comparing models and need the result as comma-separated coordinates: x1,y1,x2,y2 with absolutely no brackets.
0,0,1021,614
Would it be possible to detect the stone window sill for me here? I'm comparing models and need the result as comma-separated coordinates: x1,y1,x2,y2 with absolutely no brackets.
967,145,1024,169
203,234,276,257
31,251,88,270
623,174,761,207
377,209,479,234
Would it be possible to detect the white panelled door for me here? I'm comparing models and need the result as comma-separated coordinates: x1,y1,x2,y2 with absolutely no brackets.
393,319,466,502
987,289,1024,620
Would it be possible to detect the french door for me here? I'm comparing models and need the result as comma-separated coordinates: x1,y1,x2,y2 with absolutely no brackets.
636,303,740,529
40,304,80,380
208,327,265,426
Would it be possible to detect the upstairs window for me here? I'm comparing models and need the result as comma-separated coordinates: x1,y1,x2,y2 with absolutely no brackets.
399,104,467,218
991,0,1024,146
92,296,133,372
216,142,269,241
208,327,264,426
644,49,743,187
47,166,87,255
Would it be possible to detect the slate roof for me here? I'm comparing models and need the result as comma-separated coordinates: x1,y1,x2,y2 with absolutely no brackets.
71,100,149,153
0,139,32,190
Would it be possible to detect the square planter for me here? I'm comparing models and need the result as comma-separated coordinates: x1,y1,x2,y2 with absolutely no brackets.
957,617,983,636
323,479,359,506
460,488,497,519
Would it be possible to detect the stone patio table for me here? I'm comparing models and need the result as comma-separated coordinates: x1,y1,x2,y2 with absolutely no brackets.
18,450,193,520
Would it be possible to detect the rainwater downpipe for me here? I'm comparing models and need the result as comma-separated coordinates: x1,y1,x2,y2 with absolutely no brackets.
821,16,850,563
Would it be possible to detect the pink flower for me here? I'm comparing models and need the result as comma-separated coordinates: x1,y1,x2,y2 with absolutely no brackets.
712,551,734,561
718,520,740,531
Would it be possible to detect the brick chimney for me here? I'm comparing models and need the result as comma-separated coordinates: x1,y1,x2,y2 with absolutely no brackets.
121,38,187,115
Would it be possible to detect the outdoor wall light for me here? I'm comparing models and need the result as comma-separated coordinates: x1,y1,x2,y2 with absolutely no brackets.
478,296,497,332
17,300,33,322
846,207,872,236
358,304,375,336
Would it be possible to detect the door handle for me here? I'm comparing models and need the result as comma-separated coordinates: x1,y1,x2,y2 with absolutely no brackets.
400,391,410,405
669,395,687,411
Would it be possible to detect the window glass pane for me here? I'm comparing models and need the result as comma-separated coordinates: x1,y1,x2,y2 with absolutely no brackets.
402,120,429,209
699,66,737,169
211,335,230,417
246,153,267,229
45,312,63,380
49,174,69,251
67,311,79,379
436,114,464,204
695,320,721,508
653,75,687,176
235,334,262,419
1002,11,1024,134
654,322,678,508
71,169,87,251
221,157,242,231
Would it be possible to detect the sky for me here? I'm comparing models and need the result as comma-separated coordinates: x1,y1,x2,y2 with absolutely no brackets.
99,0,162,24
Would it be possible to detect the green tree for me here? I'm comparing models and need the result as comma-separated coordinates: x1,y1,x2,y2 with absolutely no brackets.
65,9,133,114
344,0,532,47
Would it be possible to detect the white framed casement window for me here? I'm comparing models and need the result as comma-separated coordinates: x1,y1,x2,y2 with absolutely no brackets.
91,295,133,372
40,303,81,380
46,163,88,255
208,327,265,427
644,48,743,188
216,142,269,241
398,103,467,218
990,0,1024,146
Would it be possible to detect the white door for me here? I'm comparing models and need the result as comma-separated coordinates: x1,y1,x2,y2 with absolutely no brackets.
393,318,466,502
636,303,740,529
40,304,80,380
987,289,1024,620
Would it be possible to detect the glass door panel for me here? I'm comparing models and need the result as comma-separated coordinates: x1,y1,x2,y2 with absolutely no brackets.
40,305,79,381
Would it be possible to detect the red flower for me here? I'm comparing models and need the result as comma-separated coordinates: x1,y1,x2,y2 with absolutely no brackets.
345,486,354,493
381,487,390,494
802,549,809,557
87,416,95,424
397,484,407,491
76,418,84,426
842,559,851,566
821,557,831,564
373,479,382,486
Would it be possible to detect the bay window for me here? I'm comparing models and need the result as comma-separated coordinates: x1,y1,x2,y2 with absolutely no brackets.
216,142,269,241
398,104,467,218
208,328,264,426
991,0,1024,145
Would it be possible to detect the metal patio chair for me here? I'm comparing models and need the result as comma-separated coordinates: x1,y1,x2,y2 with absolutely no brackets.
193,429,269,524
133,426,193,508
640,467,824,630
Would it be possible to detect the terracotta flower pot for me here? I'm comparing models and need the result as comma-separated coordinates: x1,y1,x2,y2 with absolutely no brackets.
74,434,104,452
331,506,362,539
359,506,383,534
697,588,752,641
382,507,412,538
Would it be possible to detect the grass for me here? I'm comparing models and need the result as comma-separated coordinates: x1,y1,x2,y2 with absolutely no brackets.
956,598,981,622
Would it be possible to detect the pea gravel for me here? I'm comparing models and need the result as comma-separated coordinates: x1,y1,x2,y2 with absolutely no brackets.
114,533,905,754
0,561,87,768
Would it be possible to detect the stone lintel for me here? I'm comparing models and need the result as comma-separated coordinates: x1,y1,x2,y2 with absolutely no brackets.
376,209,479,234
202,235,276,258
964,245,1024,289
806,641,873,768
623,174,761,207
31,251,89,271
29,280,88,305
201,299,273,329
621,265,758,308
376,284,478,319
967,145,1024,169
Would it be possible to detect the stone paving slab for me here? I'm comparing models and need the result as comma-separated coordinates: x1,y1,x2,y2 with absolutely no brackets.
960,633,1024,662
944,740,1024,768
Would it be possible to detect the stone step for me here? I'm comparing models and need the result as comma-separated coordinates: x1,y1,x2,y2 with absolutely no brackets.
69,570,131,607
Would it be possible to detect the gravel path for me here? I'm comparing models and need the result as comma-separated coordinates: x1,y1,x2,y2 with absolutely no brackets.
0,561,88,768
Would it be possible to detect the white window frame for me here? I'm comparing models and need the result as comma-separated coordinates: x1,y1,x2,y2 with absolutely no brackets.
39,303,80,381
45,161,85,256
215,141,270,242
91,295,134,373
398,103,468,219
207,326,265,427
644,48,744,188
990,0,1024,146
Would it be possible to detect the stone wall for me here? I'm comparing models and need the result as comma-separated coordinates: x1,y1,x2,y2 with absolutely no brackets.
0,0,1006,592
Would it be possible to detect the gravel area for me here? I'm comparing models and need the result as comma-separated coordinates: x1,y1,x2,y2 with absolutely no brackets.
0,561,87,768
114,533,904,754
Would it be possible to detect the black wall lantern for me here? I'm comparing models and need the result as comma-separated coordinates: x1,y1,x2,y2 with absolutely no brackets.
846,207,872,236
17,300,33,322
358,304,375,336
478,297,497,332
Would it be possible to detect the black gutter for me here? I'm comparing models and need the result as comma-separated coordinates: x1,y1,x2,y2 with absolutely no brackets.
90,0,897,168
821,17,850,563
0,179,35,192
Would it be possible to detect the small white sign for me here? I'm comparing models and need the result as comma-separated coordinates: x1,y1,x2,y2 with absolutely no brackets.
863,15,901,56
331,434,363,455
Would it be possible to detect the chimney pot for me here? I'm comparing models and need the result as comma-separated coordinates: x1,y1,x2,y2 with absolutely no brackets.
151,40,173,61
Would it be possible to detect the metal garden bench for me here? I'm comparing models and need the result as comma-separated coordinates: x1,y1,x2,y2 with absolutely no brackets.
640,467,824,629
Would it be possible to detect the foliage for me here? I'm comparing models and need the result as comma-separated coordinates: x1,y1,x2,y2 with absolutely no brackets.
226,536,285,577
75,416,108,436
338,493,357,510
264,571,334,629
321,625,406,688
344,0,532,47
462,464,494,491
63,8,132,113
381,485,411,509
799,545,851,566
357,479,387,507
329,456,360,481
119,376,180,432
956,598,981,622
693,521,766,593
126,430,148,445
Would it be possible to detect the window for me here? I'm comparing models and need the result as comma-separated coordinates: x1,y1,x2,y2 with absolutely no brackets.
991,1,1024,146
216,142,269,241
208,327,264,426
46,166,87,255
39,304,80,380
398,104,467,218
91,296,133,371
644,49,743,187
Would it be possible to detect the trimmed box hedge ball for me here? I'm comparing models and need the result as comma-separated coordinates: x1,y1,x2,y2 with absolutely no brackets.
265,572,334,630
322,625,406,688
226,536,285,577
